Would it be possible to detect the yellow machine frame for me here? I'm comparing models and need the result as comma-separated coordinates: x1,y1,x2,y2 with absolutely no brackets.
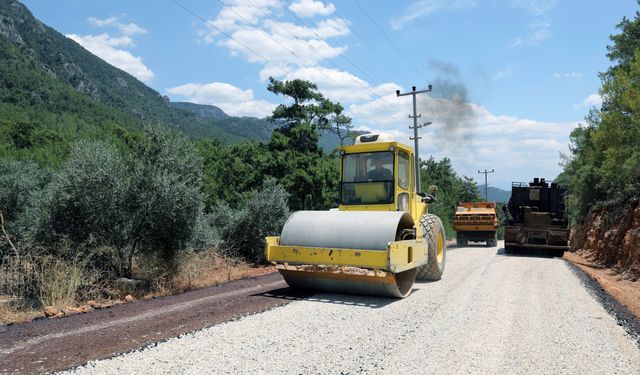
265,141,439,275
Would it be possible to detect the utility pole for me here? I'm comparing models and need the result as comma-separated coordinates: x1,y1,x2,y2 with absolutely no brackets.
478,169,495,201
396,84,432,193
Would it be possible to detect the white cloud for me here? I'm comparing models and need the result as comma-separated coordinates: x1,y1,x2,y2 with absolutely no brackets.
263,18,350,39
552,72,582,79
510,21,551,47
66,33,154,82
87,16,118,27
219,27,346,67
509,1,555,48
199,0,349,69
166,81,277,117
289,0,336,18
493,65,514,80
510,0,557,16
262,65,398,102
87,16,148,35
68,16,152,82
116,22,148,36
390,0,477,30
574,93,602,109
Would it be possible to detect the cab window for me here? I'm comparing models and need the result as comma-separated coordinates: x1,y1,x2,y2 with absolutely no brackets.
398,151,409,189
341,151,394,205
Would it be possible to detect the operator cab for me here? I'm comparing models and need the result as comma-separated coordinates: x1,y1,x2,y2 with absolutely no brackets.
339,134,414,213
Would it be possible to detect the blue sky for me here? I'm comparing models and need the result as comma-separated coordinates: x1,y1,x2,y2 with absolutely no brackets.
22,0,639,189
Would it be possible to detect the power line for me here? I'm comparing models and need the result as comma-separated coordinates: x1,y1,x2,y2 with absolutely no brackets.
217,0,387,103
331,8,413,85
172,0,398,108
277,0,382,86
352,0,429,84
170,0,293,77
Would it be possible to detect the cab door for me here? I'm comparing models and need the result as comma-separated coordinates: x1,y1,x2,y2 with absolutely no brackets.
396,150,411,213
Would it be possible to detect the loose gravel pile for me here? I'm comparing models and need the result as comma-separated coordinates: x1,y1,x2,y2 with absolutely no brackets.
62,243,640,374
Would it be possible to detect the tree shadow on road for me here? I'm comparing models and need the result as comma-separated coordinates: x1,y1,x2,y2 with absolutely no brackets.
253,287,402,309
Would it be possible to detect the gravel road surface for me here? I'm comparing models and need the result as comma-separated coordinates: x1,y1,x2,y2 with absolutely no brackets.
63,242,640,374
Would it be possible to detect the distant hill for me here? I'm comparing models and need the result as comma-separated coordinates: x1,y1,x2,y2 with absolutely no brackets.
478,186,511,203
170,101,359,152
169,102,229,121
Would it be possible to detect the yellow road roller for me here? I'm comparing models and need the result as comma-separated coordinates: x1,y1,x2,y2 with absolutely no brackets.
265,134,446,298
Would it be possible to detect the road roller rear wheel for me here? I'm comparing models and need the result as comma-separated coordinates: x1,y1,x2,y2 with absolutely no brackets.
416,214,447,281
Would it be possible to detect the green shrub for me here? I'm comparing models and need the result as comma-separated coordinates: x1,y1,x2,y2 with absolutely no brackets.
0,159,48,241
29,125,209,275
126,124,205,268
216,177,290,263
188,211,220,250
32,140,130,253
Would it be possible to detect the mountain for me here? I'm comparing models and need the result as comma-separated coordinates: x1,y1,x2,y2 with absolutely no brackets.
169,102,229,121
0,0,356,160
169,102,357,152
0,0,368,164
478,186,511,203
0,0,268,145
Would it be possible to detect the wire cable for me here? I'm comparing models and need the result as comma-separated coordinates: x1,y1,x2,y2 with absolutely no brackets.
171,0,293,77
171,0,399,106
276,0,382,86
243,0,389,102
352,0,429,84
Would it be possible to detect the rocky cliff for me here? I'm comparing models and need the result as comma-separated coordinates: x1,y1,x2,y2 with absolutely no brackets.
571,202,640,281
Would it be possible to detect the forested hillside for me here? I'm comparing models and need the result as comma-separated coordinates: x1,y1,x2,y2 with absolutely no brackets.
559,9,640,279
0,0,353,160
0,0,275,144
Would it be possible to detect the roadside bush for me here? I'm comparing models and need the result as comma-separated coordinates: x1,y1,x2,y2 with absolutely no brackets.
0,159,48,243
126,124,205,270
27,125,208,277
188,211,220,250
31,140,130,258
217,177,290,263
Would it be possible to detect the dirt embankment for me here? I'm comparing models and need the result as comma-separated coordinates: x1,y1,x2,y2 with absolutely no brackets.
571,201,640,281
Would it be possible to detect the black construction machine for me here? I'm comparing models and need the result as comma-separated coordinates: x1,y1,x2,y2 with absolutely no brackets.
503,178,569,257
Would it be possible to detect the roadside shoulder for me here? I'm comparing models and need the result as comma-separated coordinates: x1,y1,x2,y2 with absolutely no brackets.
565,258,640,347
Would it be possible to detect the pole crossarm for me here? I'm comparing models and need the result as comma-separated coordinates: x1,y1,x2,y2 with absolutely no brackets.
396,85,432,193
477,169,495,201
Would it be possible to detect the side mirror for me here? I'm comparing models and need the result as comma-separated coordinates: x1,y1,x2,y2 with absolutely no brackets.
422,194,437,204
428,185,438,196
417,192,426,198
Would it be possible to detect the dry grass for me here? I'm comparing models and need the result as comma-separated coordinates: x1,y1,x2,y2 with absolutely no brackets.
0,249,275,325
0,298,43,325
35,256,92,308
140,249,275,297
